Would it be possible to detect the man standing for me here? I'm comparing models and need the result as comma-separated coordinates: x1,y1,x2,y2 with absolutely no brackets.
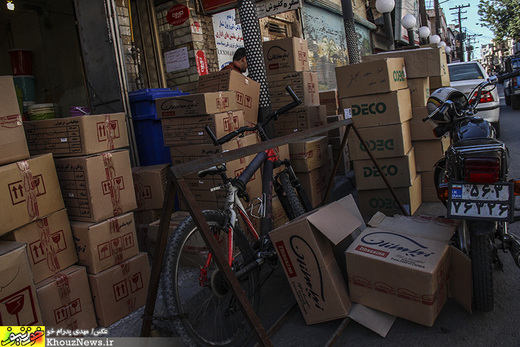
221,47,247,73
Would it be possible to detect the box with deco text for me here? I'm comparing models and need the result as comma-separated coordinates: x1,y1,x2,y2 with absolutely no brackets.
156,91,238,118
408,78,430,107
289,136,328,172
263,37,310,75
132,164,169,211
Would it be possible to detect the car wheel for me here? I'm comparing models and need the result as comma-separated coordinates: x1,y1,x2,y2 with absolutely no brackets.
492,121,500,138
512,95,520,110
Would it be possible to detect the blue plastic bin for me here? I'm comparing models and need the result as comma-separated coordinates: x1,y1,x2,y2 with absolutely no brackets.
129,88,188,166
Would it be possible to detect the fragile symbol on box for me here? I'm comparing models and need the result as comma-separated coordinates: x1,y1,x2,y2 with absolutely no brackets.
223,116,239,132
102,176,125,195
9,174,46,206
29,229,67,265
113,272,144,302
0,286,39,325
96,120,121,142
54,298,82,323
97,233,134,261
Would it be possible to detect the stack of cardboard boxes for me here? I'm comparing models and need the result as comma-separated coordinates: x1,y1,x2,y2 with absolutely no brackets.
336,58,421,218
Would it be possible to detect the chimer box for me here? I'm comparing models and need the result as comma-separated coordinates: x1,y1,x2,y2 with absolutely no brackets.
336,58,408,99
36,265,97,330
4,209,78,284
88,252,150,327
0,76,29,166
197,69,260,125
263,37,310,75
0,153,64,236
289,136,328,172
24,113,129,157
156,91,238,118
269,195,365,324
54,149,137,223
70,212,139,274
0,241,43,326
132,163,169,211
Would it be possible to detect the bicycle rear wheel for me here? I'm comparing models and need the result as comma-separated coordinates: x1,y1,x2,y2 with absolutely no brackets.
162,210,260,346
277,171,306,219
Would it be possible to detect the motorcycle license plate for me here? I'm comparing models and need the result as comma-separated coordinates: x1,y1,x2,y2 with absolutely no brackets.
447,182,514,222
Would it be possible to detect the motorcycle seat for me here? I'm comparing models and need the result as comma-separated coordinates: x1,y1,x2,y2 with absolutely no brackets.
453,138,502,148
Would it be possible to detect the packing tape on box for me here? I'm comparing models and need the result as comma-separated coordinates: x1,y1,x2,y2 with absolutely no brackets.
102,152,123,217
54,273,71,300
217,91,229,112
36,217,61,273
0,113,23,128
105,114,115,151
132,172,145,210
16,160,40,221
53,273,81,330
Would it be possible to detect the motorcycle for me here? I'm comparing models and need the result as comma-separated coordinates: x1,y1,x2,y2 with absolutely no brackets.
423,71,520,312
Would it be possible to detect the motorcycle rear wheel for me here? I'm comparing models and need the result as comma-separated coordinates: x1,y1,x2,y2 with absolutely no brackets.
469,222,494,312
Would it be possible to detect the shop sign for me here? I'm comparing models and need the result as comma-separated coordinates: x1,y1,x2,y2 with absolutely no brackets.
167,4,190,26
196,50,208,76
201,0,238,14
256,0,302,19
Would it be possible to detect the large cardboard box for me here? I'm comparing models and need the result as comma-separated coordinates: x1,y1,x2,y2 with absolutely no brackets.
36,265,97,330
320,90,339,116
5,209,78,284
54,149,137,223
0,153,64,236
357,174,422,217
353,148,417,191
336,58,408,99
408,78,430,108
24,113,129,157
348,121,412,160
269,195,364,324
289,136,328,172
420,170,438,202
70,212,139,274
161,110,246,146
147,211,191,258
132,164,169,211
0,76,29,166
430,75,451,89
340,89,412,128
295,164,330,208
0,241,43,325
346,226,450,326
156,91,238,118
413,137,450,172
197,69,260,125
262,37,310,75
274,105,327,137
88,252,150,327
268,71,319,108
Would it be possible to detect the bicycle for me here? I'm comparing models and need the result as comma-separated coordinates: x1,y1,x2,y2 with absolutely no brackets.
161,87,313,346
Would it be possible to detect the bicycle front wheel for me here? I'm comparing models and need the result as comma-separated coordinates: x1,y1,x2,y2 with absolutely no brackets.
277,171,306,219
162,210,260,346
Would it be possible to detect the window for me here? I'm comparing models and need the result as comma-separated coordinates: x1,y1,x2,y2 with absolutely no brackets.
449,63,485,81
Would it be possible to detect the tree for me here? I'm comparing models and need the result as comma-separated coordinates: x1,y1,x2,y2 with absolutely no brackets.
478,0,520,42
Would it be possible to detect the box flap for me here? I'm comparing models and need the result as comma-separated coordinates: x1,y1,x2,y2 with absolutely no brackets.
449,246,472,313
348,303,396,337
0,241,25,257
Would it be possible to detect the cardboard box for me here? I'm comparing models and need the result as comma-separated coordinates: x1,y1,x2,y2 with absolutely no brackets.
340,89,412,128
161,110,246,146
147,211,191,258
327,114,346,138
0,241,43,325
0,153,64,236
408,78,430,108
132,164,169,211
348,121,412,160
274,105,327,137
269,195,365,324
88,252,150,327
362,47,449,79
197,69,260,125
413,137,450,172
410,118,437,141
54,150,137,223
295,164,330,208
156,91,238,118
24,113,129,157
70,212,139,274
263,37,310,75
346,226,450,326
353,148,417,191
320,90,339,116
134,209,162,225
420,170,438,202
430,75,451,89
357,174,422,217
268,71,319,108
5,209,78,284
289,136,328,172
336,58,408,98
36,265,97,329
0,76,29,166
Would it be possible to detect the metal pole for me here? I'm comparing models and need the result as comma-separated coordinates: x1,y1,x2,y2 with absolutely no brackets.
340,0,360,64
407,28,415,47
434,0,441,36
418,0,427,27
383,12,395,51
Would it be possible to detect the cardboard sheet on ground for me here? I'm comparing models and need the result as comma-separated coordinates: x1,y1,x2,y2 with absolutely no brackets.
348,303,396,337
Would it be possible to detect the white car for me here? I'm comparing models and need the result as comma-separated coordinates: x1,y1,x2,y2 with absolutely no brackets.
448,61,501,137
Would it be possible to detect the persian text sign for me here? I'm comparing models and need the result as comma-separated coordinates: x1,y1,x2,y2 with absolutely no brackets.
256,0,302,18
164,47,190,73
212,9,243,70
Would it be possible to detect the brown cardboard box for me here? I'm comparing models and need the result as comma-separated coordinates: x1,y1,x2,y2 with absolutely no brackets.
251,195,290,232
411,106,429,121
88,252,150,327
320,90,339,116
295,164,330,208
289,136,328,172
134,209,162,225
269,195,364,324
132,164,169,211
197,69,260,125
268,71,319,108
24,113,129,157
413,137,450,172
408,78,430,108
410,118,437,141
5,209,78,284
327,114,346,138
346,226,450,326
263,37,310,75
0,153,64,236
147,211,190,258
0,76,29,166
274,105,327,137
336,58,408,98
70,212,139,274
348,121,412,160
420,170,438,202
156,91,238,118
340,89,412,128
54,150,137,223
36,265,97,329
357,174,422,217
353,148,417,191
161,110,246,146
0,241,43,325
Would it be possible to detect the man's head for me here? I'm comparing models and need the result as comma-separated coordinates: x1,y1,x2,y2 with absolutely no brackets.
233,47,247,73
